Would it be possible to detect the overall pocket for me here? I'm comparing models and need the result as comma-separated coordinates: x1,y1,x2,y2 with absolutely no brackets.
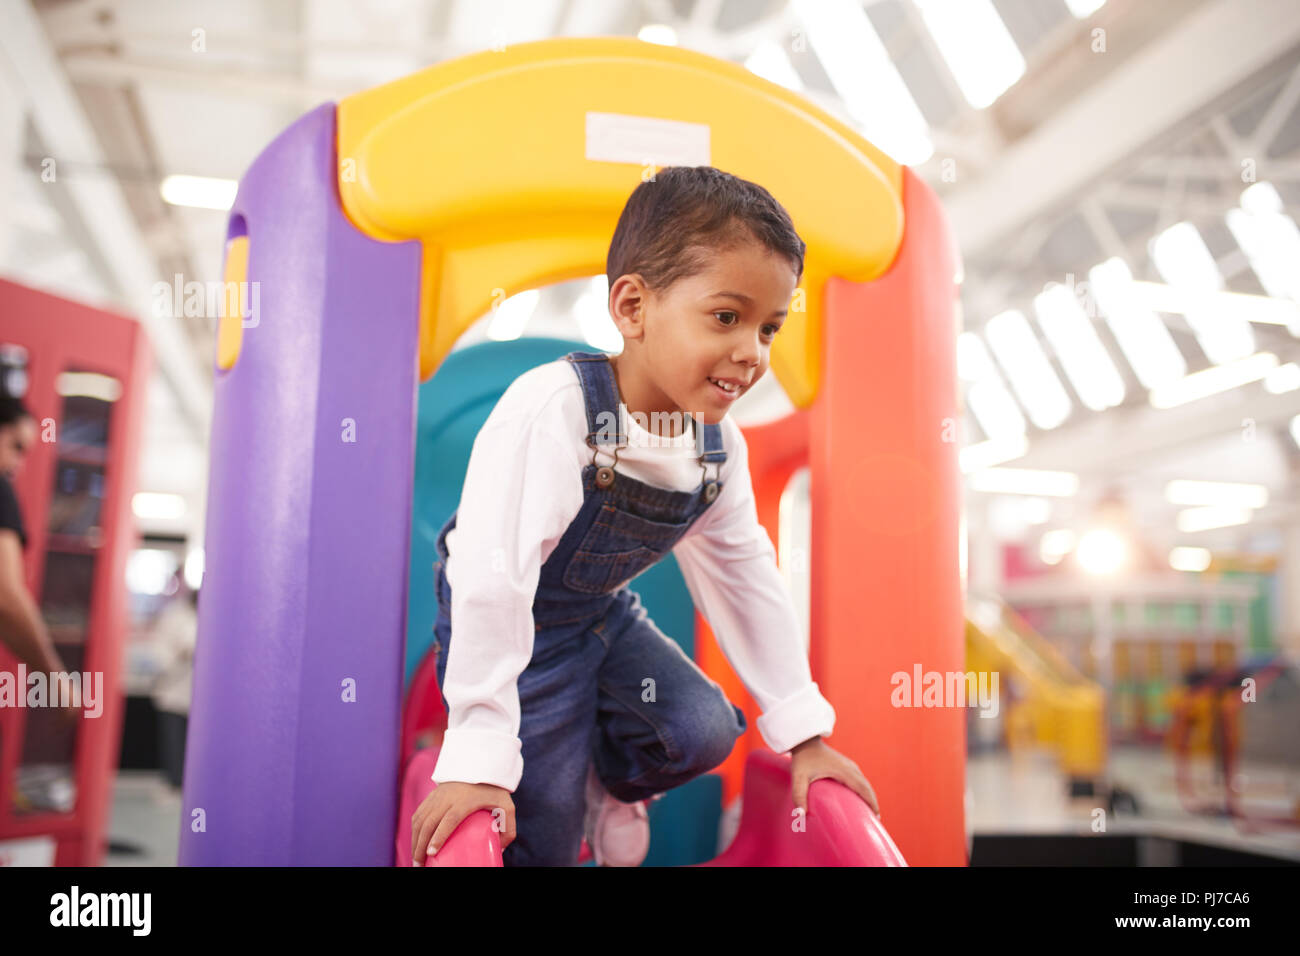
562,503,693,594
563,545,661,594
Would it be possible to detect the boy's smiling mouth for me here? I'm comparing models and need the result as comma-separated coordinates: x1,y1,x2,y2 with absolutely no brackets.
707,376,747,401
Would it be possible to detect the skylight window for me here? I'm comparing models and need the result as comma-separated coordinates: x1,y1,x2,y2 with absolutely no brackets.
984,311,1072,430
1149,222,1255,365
793,0,933,164
1032,283,1125,410
912,0,1027,109
1225,182,1300,337
1088,257,1186,389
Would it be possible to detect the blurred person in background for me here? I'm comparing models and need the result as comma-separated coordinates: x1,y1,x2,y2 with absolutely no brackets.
0,395,75,691
150,572,197,789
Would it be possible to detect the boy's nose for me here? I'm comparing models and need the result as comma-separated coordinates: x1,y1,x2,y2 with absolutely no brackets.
731,342,761,368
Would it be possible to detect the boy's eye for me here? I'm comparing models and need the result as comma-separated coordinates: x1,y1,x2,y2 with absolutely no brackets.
714,311,781,339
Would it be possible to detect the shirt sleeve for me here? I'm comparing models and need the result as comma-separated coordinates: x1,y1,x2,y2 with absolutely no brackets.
671,426,835,756
430,408,582,792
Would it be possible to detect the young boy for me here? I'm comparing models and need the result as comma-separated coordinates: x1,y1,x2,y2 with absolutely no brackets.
411,166,879,867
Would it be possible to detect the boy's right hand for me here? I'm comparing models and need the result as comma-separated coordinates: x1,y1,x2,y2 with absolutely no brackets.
411,780,515,865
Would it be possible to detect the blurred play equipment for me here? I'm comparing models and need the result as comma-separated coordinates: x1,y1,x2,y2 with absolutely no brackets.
1169,654,1300,830
966,595,1106,790
182,36,962,866
1004,575,1257,744
0,279,151,866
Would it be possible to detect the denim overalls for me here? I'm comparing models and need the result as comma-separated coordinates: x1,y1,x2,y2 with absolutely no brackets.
431,350,747,866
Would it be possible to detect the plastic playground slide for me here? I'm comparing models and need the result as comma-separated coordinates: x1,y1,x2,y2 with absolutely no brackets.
184,35,964,865
966,595,1107,781
396,746,906,867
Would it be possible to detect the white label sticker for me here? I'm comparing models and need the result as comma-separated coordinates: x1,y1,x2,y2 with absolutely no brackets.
585,112,711,167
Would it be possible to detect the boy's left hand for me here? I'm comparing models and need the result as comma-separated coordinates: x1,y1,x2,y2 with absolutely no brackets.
789,736,881,818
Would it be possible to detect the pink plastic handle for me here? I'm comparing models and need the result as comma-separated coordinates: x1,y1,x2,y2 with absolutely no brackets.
698,749,906,866
396,747,504,867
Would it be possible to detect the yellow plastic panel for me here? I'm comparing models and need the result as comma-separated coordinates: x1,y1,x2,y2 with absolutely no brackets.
217,235,249,370
337,37,904,405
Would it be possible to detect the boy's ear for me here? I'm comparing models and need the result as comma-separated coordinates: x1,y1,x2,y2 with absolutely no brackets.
609,274,648,335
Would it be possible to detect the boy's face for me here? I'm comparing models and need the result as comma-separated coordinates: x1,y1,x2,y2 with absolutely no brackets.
610,238,798,426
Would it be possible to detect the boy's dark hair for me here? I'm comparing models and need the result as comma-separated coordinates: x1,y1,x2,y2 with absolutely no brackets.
0,394,31,428
606,166,806,297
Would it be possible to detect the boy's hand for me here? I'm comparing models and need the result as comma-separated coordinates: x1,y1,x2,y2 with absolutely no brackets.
411,780,515,865
789,736,881,819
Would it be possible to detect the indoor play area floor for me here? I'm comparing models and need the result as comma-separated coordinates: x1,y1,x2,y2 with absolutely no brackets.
968,746,1300,864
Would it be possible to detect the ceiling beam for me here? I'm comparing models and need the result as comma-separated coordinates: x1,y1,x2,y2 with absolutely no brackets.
944,0,1300,259
1014,380,1300,479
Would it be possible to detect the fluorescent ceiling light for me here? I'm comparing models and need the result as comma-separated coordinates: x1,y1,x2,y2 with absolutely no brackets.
1176,506,1251,533
969,467,1078,497
959,434,1028,473
912,0,1026,109
1264,362,1300,394
1165,479,1267,509
1149,222,1255,365
1169,546,1212,572
1032,283,1125,411
965,379,1027,442
1149,352,1277,409
637,24,677,45
1241,180,1284,216
1076,528,1127,575
959,332,1026,441
133,492,187,521
793,0,934,165
1129,281,1300,329
486,289,540,341
160,174,237,211
1039,528,1075,565
984,310,1072,429
1088,257,1186,389
1225,182,1300,335
1065,0,1107,16
745,40,804,91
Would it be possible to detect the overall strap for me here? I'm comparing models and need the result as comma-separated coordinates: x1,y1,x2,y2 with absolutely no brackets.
565,351,626,450
564,350,728,471
696,417,726,465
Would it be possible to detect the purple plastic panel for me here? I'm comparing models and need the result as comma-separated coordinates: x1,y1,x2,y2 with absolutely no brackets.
179,103,422,865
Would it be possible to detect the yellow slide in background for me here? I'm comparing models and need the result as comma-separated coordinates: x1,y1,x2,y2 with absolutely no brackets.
966,595,1108,784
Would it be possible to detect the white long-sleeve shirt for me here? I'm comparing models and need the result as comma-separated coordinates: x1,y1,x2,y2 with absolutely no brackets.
431,357,835,792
